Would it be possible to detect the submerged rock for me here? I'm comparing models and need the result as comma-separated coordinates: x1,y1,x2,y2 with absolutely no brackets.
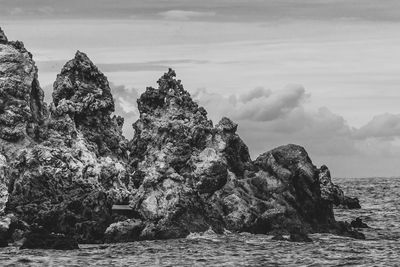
351,217,368,228
289,229,313,243
271,234,286,241
319,165,361,209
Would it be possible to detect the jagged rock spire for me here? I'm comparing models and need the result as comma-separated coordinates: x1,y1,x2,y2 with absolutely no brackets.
0,27,8,44
52,51,114,115
137,68,207,116
51,51,127,157
0,29,45,142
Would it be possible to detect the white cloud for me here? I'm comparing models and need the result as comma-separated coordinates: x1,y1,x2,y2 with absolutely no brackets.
193,85,307,122
353,113,400,140
109,83,139,139
159,10,216,20
192,85,400,177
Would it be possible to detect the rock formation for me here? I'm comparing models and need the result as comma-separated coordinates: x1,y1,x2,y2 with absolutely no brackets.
123,69,358,241
319,165,361,209
0,28,132,244
51,51,128,158
0,27,364,246
0,28,45,143
20,226,79,250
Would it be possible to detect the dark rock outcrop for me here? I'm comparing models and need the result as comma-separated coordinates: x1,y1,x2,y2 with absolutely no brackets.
124,69,358,241
104,219,144,243
289,228,313,242
0,30,132,244
0,29,46,142
51,51,128,158
0,27,364,245
0,213,28,247
0,214,12,247
351,217,368,228
319,165,361,209
0,28,7,44
20,226,79,250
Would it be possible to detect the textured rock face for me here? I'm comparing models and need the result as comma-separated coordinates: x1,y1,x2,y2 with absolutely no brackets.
0,27,363,245
126,69,339,241
20,226,79,250
319,165,361,209
0,28,7,44
0,30,45,142
0,30,132,243
104,219,143,243
0,153,8,214
52,51,127,158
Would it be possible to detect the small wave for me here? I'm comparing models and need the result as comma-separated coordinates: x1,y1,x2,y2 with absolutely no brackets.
186,227,220,240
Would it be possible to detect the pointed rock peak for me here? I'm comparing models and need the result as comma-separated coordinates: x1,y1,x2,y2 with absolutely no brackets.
73,50,94,67
52,51,114,114
59,50,103,77
157,68,185,94
137,68,206,117
0,27,8,44
216,117,238,133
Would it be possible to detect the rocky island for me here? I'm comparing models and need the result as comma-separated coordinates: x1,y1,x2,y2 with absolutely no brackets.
0,27,362,249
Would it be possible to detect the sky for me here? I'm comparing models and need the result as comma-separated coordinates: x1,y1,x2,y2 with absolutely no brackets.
1,0,400,177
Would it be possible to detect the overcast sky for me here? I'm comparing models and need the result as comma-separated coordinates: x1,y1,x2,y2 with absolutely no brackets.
2,0,400,177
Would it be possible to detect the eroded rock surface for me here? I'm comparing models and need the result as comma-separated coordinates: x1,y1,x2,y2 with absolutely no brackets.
0,30,45,142
319,165,361,209
0,30,132,243
52,51,127,158
0,28,364,245
124,69,355,241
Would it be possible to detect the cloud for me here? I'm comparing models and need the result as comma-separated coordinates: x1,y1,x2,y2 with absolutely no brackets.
193,85,307,122
109,83,139,139
239,87,271,103
159,10,216,20
353,113,400,140
192,85,400,177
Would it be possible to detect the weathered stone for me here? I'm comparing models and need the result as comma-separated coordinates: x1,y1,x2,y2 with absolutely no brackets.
0,27,7,44
0,35,46,142
0,153,8,214
0,214,13,247
319,165,361,209
351,217,368,228
0,30,133,243
0,27,365,245
104,219,144,243
125,69,358,241
20,226,79,250
52,51,128,158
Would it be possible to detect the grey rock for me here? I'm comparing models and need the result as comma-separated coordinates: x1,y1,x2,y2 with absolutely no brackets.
104,219,144,243
319,165,361,209
0,27,365,244
0,27,7,44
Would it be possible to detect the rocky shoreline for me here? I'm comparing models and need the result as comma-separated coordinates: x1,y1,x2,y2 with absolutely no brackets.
0,27,362,249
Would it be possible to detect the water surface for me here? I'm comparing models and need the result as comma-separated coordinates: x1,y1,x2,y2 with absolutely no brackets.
1,177,399,266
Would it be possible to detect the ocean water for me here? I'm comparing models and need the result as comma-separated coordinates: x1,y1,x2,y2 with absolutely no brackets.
1,177,399,267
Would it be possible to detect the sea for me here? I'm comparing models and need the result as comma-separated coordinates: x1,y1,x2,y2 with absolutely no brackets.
0,177,399,266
